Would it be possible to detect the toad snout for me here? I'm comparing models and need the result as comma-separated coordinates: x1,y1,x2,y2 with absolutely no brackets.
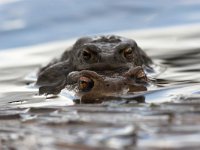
67,66,148,102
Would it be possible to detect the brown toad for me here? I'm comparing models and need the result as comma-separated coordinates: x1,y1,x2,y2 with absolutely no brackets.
36,35,152,100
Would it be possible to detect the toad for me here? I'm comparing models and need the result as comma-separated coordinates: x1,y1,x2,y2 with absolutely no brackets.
36,35,152,100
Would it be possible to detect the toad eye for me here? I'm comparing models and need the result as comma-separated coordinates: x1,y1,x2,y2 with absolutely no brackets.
123,47,133,59
82,49,92,60
78,76,94,92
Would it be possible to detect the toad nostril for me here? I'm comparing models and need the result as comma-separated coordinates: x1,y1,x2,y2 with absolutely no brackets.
78,76,94,92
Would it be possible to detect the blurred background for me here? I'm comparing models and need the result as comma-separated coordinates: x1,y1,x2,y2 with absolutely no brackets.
0,0,200,50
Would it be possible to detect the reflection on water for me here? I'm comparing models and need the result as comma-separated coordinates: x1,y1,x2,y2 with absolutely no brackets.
0,24,200,149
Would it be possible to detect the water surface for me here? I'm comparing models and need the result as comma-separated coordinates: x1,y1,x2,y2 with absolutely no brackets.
1,0,200,50
1,0,200,149
0,24,200,149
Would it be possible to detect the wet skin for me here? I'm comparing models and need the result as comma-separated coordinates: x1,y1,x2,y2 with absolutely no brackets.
67,67,148,103
36,35,152,100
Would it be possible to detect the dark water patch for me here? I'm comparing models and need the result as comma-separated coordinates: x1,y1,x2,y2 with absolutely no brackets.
28,107,59,114
0,113,21,120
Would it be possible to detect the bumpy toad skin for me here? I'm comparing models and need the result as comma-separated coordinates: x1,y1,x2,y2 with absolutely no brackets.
36,35,152,95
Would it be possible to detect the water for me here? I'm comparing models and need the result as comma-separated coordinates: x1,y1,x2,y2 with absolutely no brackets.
0,24,200,149
1,0,200,50
1,1,200,150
